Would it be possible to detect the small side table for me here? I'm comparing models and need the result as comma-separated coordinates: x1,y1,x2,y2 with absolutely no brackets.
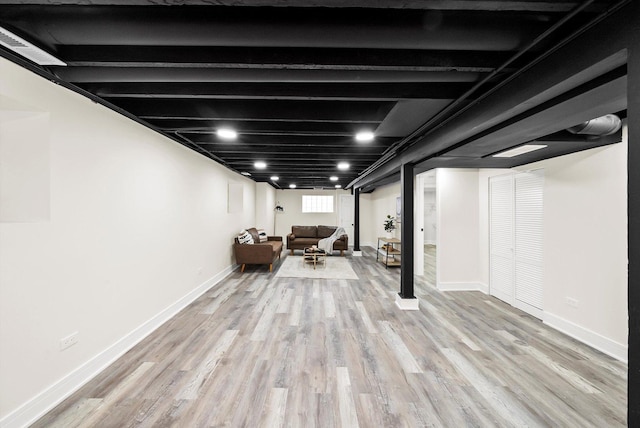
303,247,327,269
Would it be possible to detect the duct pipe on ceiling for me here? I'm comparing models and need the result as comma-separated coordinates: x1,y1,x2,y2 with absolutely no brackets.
567,113,622,136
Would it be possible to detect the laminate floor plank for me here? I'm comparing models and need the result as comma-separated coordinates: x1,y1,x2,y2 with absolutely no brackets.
32,248,627,427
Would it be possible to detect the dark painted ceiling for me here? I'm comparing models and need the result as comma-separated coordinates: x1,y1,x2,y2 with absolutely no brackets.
0,0,628,190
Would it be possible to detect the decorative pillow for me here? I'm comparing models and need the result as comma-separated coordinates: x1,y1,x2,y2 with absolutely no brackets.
257,229,268,243
237,230,254,244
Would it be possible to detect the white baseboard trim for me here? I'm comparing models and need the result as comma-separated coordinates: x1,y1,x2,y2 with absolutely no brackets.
0,265,237,428
395,294,419,310
437,281,488,294
543,312,628,363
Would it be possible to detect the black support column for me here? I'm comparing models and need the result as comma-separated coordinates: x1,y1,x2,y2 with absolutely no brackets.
353,187,362,256
398,162,418,309
628,1,640,422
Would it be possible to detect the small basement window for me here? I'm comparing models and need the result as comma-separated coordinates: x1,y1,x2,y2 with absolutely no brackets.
302,195,334,213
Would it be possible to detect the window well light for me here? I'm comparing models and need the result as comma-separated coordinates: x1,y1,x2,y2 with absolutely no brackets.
289,184,297,189
337,162,350,170
492,144,548,158
254,161,267,169
330,176,339,181
270,176,279,181
216,128,237,140
355,131,375,142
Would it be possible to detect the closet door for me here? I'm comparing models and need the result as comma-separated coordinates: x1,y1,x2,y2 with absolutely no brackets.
489,174,515,305
514,170,544,318
489,170,544,318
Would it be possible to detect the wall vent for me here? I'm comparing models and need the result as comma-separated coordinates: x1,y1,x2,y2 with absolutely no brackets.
0,26,66,66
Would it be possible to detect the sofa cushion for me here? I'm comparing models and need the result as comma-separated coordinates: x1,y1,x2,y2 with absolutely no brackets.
257,228,268,243
291,237,319,247
247,227,261,243
317,225,337,238
237,230,254,244
292,225,317,238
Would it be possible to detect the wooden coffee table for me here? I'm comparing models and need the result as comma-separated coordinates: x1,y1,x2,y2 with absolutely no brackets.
303,247,326,269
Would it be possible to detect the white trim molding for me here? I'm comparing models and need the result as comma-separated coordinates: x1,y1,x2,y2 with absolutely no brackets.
395,294,419,310
544,312,628,363
437,281,488,294
0,265,237,428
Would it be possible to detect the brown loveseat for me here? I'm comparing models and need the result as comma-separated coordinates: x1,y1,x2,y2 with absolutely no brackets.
233,228,283,272
286,225,348,256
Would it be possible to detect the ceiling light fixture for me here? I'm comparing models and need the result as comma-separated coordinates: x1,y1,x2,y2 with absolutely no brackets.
270,176,279,181
355,131,374,142
241,172,251,176
337,162,350,170
254,161,267,169
0,26,67,66
335,184,342,189
492,144,548,158
289,184,296,189
216,128,237,140
330,176,338,181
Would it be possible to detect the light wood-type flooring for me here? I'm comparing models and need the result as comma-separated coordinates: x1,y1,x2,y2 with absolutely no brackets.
33,248,627,427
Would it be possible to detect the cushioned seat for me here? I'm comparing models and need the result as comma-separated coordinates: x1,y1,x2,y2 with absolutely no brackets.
233,227,283,272
286,225,348,256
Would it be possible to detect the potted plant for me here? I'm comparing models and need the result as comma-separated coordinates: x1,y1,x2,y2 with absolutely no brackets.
383,214,396,238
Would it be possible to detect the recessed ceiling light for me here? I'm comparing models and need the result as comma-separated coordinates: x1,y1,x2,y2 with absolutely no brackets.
289,184,296,189
241,172,251,176
330,176,339,181
270,176,279,181
254,161,267,169
337,162,350,170
335,184,342,188
355,131,374,142
492,144,548,158
216,128,237,140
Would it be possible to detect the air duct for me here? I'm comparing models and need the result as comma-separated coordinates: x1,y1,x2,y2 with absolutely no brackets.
567,114,622,136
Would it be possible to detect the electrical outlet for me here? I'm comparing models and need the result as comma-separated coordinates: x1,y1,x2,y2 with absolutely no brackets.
60,332,78,350
565,297,579,308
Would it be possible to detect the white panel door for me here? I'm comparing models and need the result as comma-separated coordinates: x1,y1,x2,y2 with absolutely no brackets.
339,194,354,242
489,174,515,305
514,170,544,318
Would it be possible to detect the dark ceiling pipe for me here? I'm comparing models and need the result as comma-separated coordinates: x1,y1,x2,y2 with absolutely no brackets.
349,0,630,190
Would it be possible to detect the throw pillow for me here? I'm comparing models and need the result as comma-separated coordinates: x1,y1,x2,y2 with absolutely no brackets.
257,229,268,243
237,230,254,244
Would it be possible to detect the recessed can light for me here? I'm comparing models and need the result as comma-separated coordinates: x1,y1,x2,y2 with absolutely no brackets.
270,176,279,181
216,128,237,140
330,176,339,181
337,162,350,170
355,131,374,142
254,161,267,169
289,184,296,189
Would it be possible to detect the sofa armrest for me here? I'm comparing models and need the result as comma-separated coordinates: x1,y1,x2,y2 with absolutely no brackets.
234,243,274,264
286,233,295,246
340,234,348,245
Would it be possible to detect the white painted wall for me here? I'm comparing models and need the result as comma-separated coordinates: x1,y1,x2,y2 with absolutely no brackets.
255,182,276,235
0,58,256,425
359,182,401,248
273,188,351,244
478,130,628,359
436,169,481,290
